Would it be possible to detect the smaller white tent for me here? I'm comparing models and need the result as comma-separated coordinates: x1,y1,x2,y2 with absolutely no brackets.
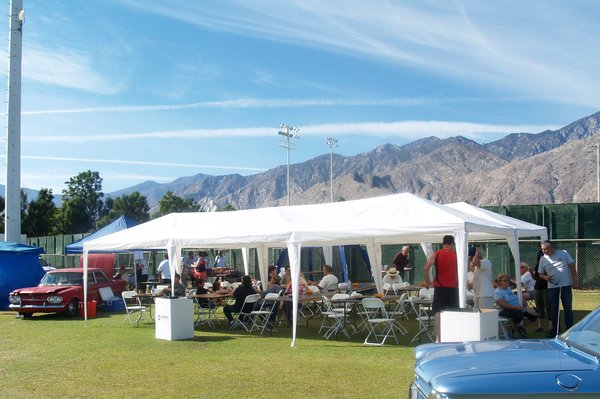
446,202,548,297
83,193,547,346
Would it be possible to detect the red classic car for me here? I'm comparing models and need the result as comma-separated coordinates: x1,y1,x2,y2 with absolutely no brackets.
8,268,127,317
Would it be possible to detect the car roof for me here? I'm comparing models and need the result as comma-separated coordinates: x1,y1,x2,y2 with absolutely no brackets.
48,267,103,273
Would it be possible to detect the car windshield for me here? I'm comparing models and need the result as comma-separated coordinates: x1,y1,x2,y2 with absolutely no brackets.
559,307,600,358
39,272,83,286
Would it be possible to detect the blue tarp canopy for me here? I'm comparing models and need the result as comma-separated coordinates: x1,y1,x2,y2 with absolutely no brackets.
65,215,139,254
0,242,45,310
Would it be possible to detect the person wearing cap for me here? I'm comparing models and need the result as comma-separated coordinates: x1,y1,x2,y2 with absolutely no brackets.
392,245,411,280
470,246,494,309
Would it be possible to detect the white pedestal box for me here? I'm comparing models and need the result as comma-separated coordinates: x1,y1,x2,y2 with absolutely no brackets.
440,308,498,342
154,297,194,341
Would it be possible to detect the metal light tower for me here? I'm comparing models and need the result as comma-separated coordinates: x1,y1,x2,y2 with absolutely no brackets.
325,137,338,202
596,137,600,202
278,124,299,206
5,0,24,242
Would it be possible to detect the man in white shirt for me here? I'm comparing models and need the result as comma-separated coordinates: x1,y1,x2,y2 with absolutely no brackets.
470,246,494,309
520,262,535,300
157,254,171,284
318,264,338,290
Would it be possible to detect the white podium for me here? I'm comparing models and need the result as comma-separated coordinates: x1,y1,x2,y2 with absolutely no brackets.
154,297,194,341
440,308,498,342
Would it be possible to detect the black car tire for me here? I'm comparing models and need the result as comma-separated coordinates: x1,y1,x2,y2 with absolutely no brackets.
67,299,79,317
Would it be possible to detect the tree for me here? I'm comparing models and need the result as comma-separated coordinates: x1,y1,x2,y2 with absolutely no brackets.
97,191,150,228
22,188,56,237
153,191,199,218
0,195,4,232
217,204,236,212
57,170,104,233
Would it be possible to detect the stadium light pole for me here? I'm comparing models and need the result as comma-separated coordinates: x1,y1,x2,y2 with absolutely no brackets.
278,124,300,206
596,141,600,203
325,137,338,202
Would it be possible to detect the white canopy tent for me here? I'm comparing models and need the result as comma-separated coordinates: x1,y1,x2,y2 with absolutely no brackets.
445,201,548,301
82,193,547,346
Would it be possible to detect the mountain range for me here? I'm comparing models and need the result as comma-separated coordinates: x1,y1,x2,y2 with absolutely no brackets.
6,111,600,211
109,111,600,210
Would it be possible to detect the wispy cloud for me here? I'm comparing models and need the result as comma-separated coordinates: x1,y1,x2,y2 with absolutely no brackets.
21,96,501,115
126,0,600,107
22,121,559,144
24,46,121,95
21,155,267,172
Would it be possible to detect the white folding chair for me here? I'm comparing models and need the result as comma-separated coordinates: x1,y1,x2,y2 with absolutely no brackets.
230,293,261,332
408,296,434,343
319,296,351,340
387,293,409,335
251,292,280,334
122,290,147,326
361,297,399,346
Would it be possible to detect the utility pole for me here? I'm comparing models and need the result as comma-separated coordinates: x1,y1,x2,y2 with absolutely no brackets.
5,0,24,242
325,137,338,202
278,124,299,206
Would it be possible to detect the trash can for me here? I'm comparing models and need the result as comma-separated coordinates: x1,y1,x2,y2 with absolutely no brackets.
79,300,97,318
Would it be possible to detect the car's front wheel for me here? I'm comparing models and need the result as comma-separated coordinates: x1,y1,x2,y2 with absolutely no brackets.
67,299,79,317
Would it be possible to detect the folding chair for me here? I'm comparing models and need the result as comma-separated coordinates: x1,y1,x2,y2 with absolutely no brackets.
319,296,351,340
387,293,408,335
251,293,280,334
361,297,399,345
187,289,215,328
408,297,434,343
122,290,148,326
230,293,261,332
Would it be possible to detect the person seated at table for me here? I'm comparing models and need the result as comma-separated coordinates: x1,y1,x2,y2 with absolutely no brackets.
255,275,283,321
494,273,537,338
194,278,212,307
212,276,222,292
280,272,308,326
223,275,257,326
163,274,187,298
519,262,535,301
317,264,338,291
114,265,127,280
382,267,402,287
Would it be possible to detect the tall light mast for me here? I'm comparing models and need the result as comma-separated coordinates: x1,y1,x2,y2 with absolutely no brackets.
278,124,299,206
5,0,24,242
325,137,338,202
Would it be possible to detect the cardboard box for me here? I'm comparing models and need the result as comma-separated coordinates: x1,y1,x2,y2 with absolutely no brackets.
440,308,499,342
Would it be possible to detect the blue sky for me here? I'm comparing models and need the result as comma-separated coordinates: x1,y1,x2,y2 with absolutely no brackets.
2,0,600,194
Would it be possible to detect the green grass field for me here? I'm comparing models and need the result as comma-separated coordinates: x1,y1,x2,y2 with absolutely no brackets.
1,291,598,399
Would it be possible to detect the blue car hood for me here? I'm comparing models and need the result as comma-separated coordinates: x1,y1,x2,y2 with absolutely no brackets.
415,339,597,384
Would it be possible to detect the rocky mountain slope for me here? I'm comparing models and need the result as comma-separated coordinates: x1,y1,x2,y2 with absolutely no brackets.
109,111,600,210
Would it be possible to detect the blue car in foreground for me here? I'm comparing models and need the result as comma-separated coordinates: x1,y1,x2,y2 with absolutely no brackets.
410,306,600,398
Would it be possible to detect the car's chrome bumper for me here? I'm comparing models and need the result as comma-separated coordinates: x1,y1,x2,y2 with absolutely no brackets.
9,304,65,311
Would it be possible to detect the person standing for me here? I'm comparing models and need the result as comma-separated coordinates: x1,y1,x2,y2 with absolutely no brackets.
423,235,459,342
157,254,171,285
532,250,550,333
470,246,494,309
215,250,227,268
538,240,578,337
135,252,148,290
393,245,411,281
